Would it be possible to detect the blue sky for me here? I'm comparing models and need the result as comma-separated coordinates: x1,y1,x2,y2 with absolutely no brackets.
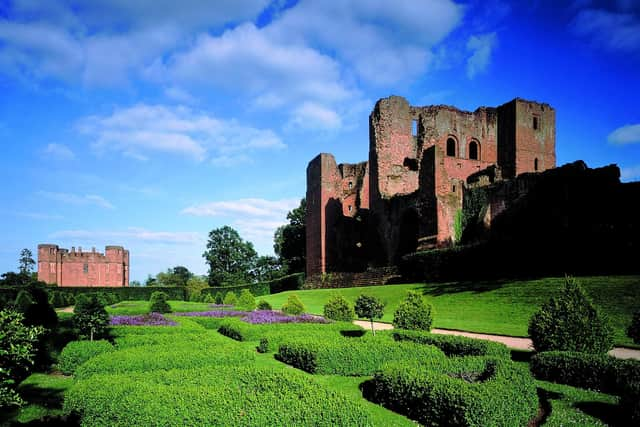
0,0,639,281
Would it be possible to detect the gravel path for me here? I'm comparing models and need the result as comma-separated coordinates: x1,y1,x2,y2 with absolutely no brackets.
353,320,640,360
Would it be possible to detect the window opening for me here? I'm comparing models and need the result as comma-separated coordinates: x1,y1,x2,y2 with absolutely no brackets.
469,141,479,160
534,158,539,171
348,181,353,189
83,263,88,274
446,138,456,157
412,119,418,137
533,117,539,130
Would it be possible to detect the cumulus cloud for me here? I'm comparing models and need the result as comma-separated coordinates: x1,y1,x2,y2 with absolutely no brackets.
42,143,75,160
50,227,203,244
608,123,640,144
37,191,115,210
288,102,342,130
76,103,284,163
466,32,497,79
571,8,640,52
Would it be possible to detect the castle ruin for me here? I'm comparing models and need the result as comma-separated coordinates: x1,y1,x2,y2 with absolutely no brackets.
37,244,130,287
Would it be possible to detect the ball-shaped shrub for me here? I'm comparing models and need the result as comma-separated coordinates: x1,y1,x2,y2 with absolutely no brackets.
149,291,171,314
282,294,305,315
628,310,640,345
528,276,613,353
203,294,215,304
393,291,433,331
323,294,355,322
237,289,256,311
223,291,238,306
257,300,272,310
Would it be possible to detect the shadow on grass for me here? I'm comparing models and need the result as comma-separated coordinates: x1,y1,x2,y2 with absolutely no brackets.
575,401,625,427
511,349,535,363
17,383,66,410
418,279,512,296
0,382,79,427
341,330,367,338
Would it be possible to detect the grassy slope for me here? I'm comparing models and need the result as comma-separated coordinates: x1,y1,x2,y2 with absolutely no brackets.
260,275,640,346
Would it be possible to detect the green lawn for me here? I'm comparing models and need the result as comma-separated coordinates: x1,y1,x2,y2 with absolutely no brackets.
106,300,216,315
260,275,640,346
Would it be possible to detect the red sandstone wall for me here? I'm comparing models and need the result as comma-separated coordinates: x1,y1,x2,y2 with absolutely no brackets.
513,100,556,175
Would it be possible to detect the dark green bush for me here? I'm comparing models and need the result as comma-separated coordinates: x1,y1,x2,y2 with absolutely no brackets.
214,291,224,305
257,338,269,353
528,276,613,353
323,294,354,322
364,357,538,427
392,330,510,358
13,290,33,313
64,367,375,426
392,291,433,331
628,310,640,345
277,334,445,375
281,294,305,315
257,299,272,310
267,272,304,294
223,291,238,306
57,340,114,375
620,381,640,424
149,291,171,314
530,351,640,394
236,289,255,311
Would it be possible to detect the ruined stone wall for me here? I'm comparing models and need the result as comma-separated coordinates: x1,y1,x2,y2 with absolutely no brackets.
38,244,129,287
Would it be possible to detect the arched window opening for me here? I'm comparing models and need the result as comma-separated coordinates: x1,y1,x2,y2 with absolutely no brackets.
534,158,539,171
446,137,457,157
469,140,479,160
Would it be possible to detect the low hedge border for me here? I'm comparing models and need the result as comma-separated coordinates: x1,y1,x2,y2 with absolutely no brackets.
201,282,270,298
64,366,375,426
364,357,538,427
276,334,445,376
57,340,114,375
392,330,511,358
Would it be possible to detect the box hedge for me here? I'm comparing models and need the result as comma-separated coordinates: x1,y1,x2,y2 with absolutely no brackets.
57,340,114,375
392,330,511,359
277,334,445,375
64,367,375,426
201,282,270,298
364,357,538,427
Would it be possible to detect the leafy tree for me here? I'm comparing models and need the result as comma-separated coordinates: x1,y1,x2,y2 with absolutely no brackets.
254,255,284,282
223,291,238,306
172,266,193,285
392,291,433,331
18,249,35,275
0,271,33,287
237,289,256,311
0,309,44,408
185,275,208,301
129,280,143,287
354,294,384,335
281,294,305,315
274,198,306,274
203,226,258,287
144,275,157,287
323,294,355,322
628,310,640,345
73,294,109,341
203,293,215,304
156,266,193,287
149,291,171,314
528,276,613,353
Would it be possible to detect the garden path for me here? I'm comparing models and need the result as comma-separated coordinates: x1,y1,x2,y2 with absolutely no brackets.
352,320,640,360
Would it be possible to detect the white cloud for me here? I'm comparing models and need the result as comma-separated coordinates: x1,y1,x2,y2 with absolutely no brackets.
620,165,640,181
608,123,640,144
76,103,284,162
571,9,640,52
42,143,75,160
50,227,203,244
164,86,197,104
288,102,342,130
37,191,115,210
181,198,298,218
466,32,497,79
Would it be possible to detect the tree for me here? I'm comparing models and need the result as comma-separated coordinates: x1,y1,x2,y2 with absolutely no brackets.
237,289,256,311
185,276,208,301
354,294,384,335
0,309,44,408
323,294,355,322
392,291,433,331
18,249,35,275
144,275,157,287
274,198,306,274
254,255,284,282
203,226,258,287
73,294,109,341
528,276,613,353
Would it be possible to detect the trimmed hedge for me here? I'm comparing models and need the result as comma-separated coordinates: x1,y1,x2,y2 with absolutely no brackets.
277,334,445,375
110,317,204,336
392,330,511,359
266,273,304,294
530,351,640,394
201,282,269,298
64,367,375,426
57,340,114,375
114,331,230,349
364,357,538,427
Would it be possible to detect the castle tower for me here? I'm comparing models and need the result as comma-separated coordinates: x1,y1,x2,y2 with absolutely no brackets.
37,244,60,285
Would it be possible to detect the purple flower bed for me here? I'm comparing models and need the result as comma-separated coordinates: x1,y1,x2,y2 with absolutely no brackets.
110,312,177,326
175,309,328,325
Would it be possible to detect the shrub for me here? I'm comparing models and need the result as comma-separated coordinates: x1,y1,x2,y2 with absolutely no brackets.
392,291,433,331
530,351,640,394
257,337,269,353
323,294,355,322
218,319,251,341
203,293,215,304
354,294,384,335
13,290,33,313
214,292,224,305
223,291,238,306
64,367,375,426
277,334,445,375
149,291,171,314
0,309,44,408
281,294,305,315
620,381,640,424
528,276,613,353
57,340,114,375
236,289,256,311
364,357,538,427
392,330,510,358
73,294,110,341
628,310,640,345
257,300,272,310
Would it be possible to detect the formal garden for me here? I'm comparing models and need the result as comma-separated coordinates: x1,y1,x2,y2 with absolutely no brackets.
1,275,639,426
